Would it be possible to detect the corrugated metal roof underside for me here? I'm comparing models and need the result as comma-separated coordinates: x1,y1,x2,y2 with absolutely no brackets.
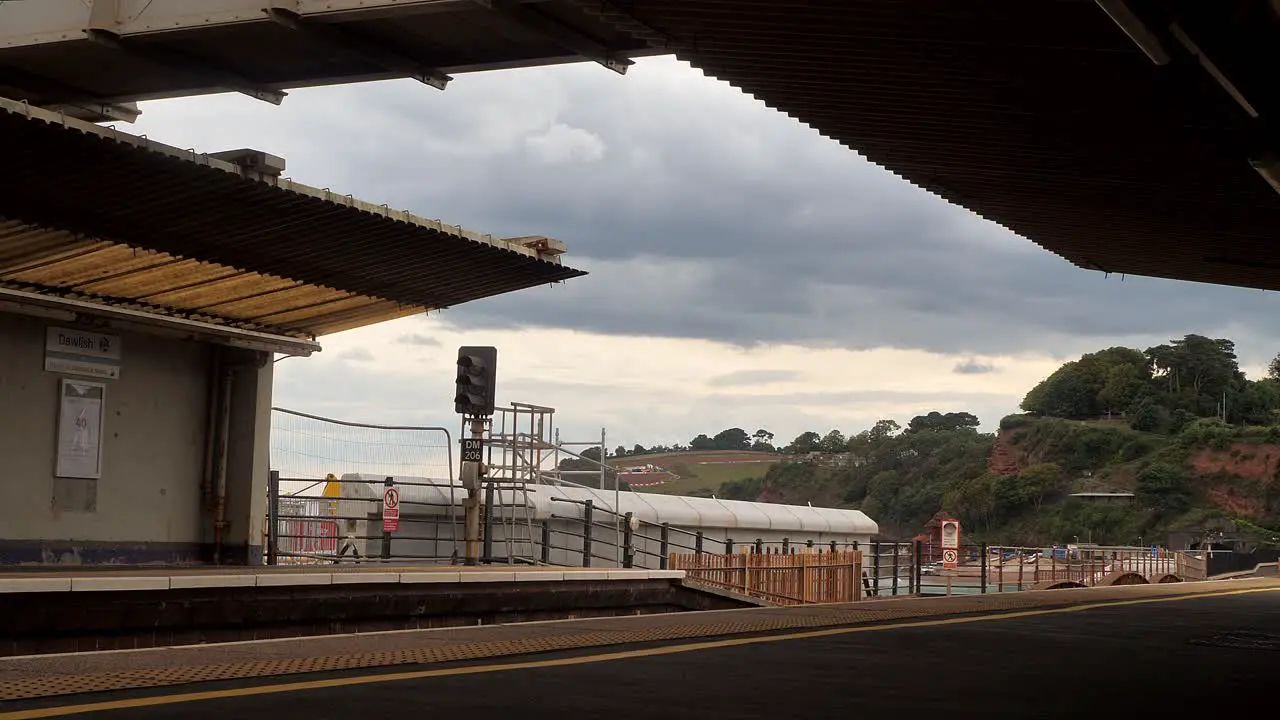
0,219,421,337
0,1,652,104
579,0,1280,292
0,105,584,338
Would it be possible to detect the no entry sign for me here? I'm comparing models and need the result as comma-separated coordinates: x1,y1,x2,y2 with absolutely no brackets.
382,486,400,533
940,519,960,569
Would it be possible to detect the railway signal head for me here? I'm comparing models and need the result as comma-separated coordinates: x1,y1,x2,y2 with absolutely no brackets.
454,346,497,416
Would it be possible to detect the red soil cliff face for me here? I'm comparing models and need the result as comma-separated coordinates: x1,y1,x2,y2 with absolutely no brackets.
1191,443,1278,518
987,431,1021,476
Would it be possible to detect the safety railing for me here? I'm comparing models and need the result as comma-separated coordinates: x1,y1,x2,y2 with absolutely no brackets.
915,543,1205,595
543,496,870,570
542,496,921,602
266,473,468,565
670,551,863,605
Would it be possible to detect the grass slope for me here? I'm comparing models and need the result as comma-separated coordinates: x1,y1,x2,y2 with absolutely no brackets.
610,450,779,496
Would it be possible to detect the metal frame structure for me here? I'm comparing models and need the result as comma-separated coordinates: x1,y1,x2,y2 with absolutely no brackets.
471,402,619,565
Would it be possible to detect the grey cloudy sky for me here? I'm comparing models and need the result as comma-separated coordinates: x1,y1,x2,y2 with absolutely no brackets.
130,57,1280,446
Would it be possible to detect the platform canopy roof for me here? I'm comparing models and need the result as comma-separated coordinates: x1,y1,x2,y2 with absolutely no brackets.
0,97,583,350
5,0,1275,292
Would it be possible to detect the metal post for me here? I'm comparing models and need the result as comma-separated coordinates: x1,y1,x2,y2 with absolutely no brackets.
980,542,988,593
831,540,838,554
622,511,635,568
582,499,594,567
914,540,923,595
806,539,814,553
541,521,551,565
695,530,704,556
998,547,1004,592
892,543,900,596
463,416,485,566
381,476,393,561
782,537,790,555
725,537,734,554
660,523,671,570
872,540,881,596
266,470,280,566
604,427,619,567
482,476,495,564
755,538,764,555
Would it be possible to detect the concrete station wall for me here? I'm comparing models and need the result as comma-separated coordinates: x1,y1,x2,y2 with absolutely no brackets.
0,311,271,566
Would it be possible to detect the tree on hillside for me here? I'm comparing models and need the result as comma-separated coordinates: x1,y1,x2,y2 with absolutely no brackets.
632,444,647,455
905,411,980,434
848,419,901,455
689,434,715,450
818,429,846,453
614,446,627,458
712,427,751,451
1022,347,1152,419
1231,379,1280,425
1269,353,1280,381
868,419,901,443
786,431,822,454
1098,363,1150,417
751,429,776,451
753,429,775,445
1145,335,1240,402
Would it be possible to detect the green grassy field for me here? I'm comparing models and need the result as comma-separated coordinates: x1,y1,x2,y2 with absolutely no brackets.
611,450,779,496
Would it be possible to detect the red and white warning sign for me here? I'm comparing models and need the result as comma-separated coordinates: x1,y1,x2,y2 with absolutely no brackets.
382,486,400,533
940,519,960,569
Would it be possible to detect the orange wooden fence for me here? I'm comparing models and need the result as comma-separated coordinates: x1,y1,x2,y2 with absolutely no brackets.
670,550,863,605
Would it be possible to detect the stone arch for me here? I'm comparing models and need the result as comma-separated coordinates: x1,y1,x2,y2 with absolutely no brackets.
1150,573,1184,584
1028,580,1086,591
1099,571,1150,586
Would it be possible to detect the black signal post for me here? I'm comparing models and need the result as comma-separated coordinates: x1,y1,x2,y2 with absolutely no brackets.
456,346,497,565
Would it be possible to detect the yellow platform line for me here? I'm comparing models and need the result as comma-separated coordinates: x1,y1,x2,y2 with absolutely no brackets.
3,585,1275,720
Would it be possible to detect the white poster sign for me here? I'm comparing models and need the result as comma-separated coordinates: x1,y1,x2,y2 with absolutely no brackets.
45,327,121,380
940,520,960,550
56,379,105,479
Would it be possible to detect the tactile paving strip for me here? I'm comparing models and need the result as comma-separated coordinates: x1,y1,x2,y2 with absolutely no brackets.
0,582,1268,701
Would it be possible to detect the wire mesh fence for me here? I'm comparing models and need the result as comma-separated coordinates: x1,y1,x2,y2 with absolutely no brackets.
269,407,453,486
266,407,453,565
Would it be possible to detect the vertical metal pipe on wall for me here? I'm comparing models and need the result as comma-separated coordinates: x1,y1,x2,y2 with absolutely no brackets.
210,350,268,565
201,350,221,509
211,365,234,564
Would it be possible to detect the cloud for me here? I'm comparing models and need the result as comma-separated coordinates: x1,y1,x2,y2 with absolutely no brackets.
125,58,1280,447
708,370,800,387
129,58,1280,363
397,333,440,347
953,359,997,375
525,123,606,164
267,316,1057,447
337,347,375,363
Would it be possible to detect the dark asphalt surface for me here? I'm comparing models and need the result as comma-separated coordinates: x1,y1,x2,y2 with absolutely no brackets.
11,590,1280,718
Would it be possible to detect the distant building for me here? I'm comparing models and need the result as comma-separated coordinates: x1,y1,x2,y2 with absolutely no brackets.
1069,492,1134,504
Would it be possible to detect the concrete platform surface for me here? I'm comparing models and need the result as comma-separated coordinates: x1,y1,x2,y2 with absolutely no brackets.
0,577,1272,703
0,565,683,593
13,583,1272,719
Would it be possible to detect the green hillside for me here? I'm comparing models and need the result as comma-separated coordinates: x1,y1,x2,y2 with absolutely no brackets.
609,451,779,496
701,334,1280,548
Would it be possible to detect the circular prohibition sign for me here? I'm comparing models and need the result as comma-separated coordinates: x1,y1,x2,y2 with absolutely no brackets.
383,486,400,510
942,549,958,564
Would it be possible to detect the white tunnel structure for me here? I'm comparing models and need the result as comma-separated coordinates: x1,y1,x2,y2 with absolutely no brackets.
325,474,878,568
